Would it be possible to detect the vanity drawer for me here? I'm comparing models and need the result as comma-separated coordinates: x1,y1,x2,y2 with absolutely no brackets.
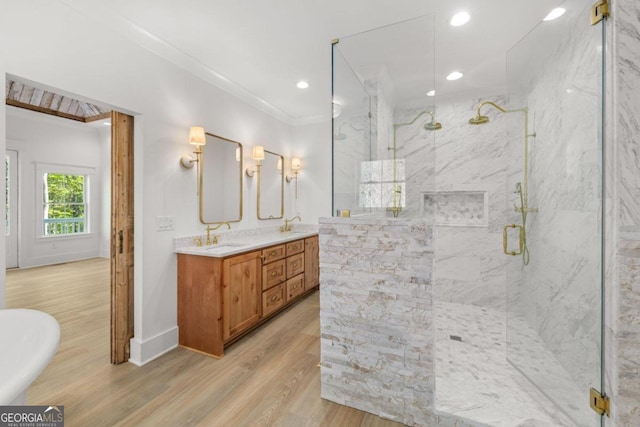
262,283,285,317
262,245,286,264
286,252,305,278
286,274,305,302
286,239,304,256
262,259,286,290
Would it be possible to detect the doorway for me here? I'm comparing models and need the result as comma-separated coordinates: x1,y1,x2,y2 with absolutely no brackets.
4,78,134,364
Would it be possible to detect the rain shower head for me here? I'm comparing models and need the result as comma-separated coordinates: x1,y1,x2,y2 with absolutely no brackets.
424,120,442,130
468,114,490,125
469,100,507,125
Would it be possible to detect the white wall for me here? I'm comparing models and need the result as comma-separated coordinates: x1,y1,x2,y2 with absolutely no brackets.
0,0,297,365
6,107,105,268
290,120,333,222
98,125,111,258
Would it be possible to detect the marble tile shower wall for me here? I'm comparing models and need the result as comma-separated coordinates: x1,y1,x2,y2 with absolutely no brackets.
508,3,602,400
394,100,508,311
440,100,507,310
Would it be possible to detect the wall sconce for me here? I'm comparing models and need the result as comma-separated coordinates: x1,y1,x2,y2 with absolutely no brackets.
245,145,265,177
180,126,206,169
332,102,342,119
286,157,302,198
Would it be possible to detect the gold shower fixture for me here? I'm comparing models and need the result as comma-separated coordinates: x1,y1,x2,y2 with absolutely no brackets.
468,101,507,125
469,100,537,265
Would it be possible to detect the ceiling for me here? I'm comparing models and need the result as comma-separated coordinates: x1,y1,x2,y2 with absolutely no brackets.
6,79,111,123
59,0,565,125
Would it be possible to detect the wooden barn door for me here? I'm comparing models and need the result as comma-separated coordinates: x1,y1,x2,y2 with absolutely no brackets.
111,111,134,364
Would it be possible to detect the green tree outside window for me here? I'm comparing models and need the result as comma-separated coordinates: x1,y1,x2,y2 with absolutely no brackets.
43,173,87,235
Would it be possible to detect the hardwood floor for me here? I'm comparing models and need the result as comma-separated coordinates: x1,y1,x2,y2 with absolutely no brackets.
6,258,404,427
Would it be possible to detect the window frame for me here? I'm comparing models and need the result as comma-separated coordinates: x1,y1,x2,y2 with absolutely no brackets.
36,162,96,239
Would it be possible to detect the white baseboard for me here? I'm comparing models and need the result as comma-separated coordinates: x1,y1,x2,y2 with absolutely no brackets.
128,326,178,366
19,251,101,269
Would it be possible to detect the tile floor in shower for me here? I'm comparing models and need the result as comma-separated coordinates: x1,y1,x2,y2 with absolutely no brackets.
434,301,576,427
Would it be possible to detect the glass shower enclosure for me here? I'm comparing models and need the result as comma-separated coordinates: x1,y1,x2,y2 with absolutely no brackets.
331,1,605,425
505,0,604,425
331,15,436,220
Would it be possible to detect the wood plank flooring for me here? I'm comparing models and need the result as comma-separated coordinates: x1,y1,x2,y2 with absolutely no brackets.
6,258,404,427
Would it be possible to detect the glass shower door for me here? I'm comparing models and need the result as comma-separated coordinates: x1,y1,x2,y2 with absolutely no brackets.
505,1,603,425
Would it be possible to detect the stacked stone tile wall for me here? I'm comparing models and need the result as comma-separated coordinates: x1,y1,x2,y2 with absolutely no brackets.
319,218,479,426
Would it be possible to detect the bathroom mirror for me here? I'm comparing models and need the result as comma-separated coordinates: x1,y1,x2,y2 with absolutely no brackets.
257,150,284,219
200,132,243,224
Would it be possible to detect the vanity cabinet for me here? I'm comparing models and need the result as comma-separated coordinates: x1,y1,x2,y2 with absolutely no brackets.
177,235,319,358
304,236,319,290
222,251,262,341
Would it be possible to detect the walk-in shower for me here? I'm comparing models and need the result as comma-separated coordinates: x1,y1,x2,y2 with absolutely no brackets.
327,1,604,425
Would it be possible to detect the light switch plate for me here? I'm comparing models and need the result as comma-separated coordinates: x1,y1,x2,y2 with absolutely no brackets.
156,216,175,231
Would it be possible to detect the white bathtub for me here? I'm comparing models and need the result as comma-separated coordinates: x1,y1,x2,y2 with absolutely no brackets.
0,309,60,405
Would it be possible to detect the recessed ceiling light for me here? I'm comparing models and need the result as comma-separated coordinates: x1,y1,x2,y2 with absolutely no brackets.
103,122,111,126
446,71,463,81
566,88,574,94
450,11,471,27
543,7,566,21
296,81,309,89
426,90,436,97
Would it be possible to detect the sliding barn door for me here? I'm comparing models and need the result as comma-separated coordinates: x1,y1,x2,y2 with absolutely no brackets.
111,111,134,364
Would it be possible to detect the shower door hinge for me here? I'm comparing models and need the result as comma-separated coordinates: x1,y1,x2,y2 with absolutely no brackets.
590,387,610,416
591,0,609,25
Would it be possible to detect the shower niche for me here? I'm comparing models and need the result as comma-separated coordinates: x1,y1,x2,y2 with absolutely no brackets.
422,190,488,226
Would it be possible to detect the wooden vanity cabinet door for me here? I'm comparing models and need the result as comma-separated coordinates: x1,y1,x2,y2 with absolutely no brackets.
286,239,304,255
286,274,305,302
262,283,285,317
222,251,262,341
286,252,305,278
262,259,286,290
304,236,319,290
262,244,286,263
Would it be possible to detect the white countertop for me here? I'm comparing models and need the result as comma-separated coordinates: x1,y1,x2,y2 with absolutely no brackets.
175,230,318,258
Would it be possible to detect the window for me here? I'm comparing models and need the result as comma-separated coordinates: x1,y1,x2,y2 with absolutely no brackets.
42,173,88,236
359,159,406,209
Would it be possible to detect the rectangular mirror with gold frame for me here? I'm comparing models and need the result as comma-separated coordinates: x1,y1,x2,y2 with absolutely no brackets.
200,132,243,224
257,150,284,219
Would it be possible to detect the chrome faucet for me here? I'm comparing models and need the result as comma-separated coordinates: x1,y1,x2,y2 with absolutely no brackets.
205,222,231,245
280,216,301,233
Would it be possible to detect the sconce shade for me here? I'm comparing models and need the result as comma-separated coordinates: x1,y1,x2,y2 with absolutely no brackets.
189,126,206,146
277,158,283,171
332,102,342,119
291,157,302,171
252,145,265,161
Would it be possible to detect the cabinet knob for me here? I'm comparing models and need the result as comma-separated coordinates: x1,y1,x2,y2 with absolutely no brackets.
271,271,277,277
271,295,278,302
